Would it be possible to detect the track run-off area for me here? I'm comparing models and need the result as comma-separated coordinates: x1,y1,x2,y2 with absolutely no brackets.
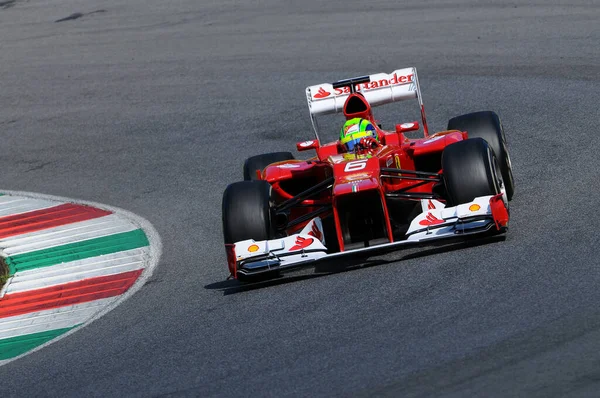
1,1,599,397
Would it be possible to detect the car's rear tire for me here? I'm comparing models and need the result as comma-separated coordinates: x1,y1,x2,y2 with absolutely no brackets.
243,152,295,181
447,111,514,200
442,138,501,206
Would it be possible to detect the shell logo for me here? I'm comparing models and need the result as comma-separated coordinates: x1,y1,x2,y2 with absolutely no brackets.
248,244,260,252
469,204,481,212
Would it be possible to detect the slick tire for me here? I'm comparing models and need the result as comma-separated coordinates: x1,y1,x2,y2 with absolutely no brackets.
222,180,280,282
442,138,501,206
243,152,295,181
222,180,274,244
447,111,514,200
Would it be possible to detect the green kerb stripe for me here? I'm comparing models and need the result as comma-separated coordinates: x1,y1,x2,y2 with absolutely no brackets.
5,229,149,274
0,326,77,360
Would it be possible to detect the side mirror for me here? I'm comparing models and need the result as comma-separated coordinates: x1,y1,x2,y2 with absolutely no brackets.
395,121,420,133
296,139,320,151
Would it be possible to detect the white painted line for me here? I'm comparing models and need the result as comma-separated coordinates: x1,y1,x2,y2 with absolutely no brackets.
0,197,59,217
5,248,147,294
0,214,137,256
0,196,54,206
0,298,115,340
0,214,125,246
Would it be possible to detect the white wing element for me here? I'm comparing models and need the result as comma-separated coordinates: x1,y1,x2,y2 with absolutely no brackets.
407,195,500,241
233,194,508,277
420,198,446,213
306,67,417,116
234,217,328,267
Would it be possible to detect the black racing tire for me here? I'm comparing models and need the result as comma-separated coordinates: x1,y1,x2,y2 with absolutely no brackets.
222,180,281,282
442,138,501,206
243,152,295,181
222,180,274,244
447,111,514,201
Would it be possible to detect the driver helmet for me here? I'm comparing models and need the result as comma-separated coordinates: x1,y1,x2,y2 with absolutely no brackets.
339,118,378,152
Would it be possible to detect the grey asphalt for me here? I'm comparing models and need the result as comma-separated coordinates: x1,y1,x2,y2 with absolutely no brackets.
1,0,600,396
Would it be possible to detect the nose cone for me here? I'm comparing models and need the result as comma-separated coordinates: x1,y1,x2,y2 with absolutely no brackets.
332,156,381,196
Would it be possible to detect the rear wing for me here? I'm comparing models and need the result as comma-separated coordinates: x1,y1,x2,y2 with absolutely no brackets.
305,67,429,139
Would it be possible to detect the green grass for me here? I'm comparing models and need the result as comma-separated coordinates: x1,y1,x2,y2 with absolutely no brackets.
0,257,9,292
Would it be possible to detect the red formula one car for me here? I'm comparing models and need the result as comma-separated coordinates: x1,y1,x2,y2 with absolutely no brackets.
222,67,514,280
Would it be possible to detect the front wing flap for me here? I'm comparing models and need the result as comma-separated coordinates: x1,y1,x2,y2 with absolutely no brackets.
229,194,508,279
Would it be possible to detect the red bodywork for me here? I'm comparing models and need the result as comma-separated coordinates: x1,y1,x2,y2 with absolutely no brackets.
258,93,469,252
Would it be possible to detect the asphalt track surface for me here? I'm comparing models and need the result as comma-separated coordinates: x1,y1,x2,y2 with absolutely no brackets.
1,1,599,396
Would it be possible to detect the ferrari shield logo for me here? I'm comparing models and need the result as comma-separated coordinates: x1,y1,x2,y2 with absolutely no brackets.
394,154,401,170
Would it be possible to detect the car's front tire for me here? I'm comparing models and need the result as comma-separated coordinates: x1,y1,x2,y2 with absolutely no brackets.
442,138,501,206
222,180,280,282
222,180,274,244
447,111,514,200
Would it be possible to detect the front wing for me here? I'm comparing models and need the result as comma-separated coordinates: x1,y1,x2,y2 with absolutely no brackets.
227,194,509,279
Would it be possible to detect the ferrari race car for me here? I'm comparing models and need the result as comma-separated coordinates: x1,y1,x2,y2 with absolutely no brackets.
222,67,514,280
